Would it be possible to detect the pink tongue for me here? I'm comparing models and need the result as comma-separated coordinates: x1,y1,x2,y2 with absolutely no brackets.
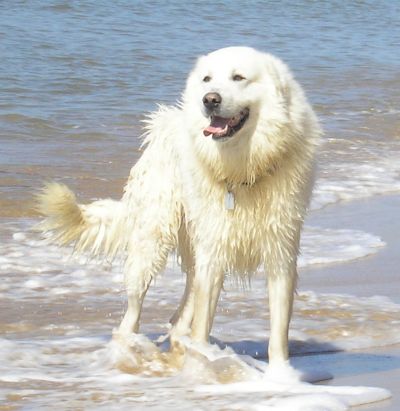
203,116,229,136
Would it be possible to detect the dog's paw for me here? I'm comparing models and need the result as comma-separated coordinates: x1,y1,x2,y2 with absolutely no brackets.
109,331,159,371
110,330,186,375
264,361,302,384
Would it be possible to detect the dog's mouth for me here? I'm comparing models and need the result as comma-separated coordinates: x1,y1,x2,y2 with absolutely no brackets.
203,108,250,140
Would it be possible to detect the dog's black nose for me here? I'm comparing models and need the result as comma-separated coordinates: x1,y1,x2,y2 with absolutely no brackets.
203,92,222,111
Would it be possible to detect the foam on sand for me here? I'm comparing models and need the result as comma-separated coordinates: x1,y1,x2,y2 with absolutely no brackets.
299,226,385,267
0,330,393,411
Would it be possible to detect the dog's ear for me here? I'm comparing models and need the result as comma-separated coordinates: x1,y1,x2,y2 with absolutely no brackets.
185,54,212,89
182,54,208,102
195,54,207,65
263,53,292,104
192,54,209,75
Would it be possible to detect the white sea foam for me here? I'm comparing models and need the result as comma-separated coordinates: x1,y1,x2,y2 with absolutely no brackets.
312,138,400,210
0,220,384,301
299,226,385,267
195,357,391,410
197,378,390,411
0,333,392,411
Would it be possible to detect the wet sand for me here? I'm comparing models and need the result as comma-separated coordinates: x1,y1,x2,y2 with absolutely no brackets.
323,345,400,411
300,194,400,410
301,194,400,301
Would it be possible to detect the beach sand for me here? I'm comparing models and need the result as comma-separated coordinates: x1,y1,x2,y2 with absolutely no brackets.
300,194,400,410
322,344,400,411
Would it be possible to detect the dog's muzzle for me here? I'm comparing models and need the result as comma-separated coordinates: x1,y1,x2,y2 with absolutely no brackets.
202,92,222,112
203,106,250,141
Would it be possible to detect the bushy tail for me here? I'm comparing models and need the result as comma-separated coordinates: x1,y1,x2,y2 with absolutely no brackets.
35,182,126,259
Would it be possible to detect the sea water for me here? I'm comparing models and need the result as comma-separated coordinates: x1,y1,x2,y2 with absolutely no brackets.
1,1,399,410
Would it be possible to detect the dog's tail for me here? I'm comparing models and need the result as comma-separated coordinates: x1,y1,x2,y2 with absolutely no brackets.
35,182,126,259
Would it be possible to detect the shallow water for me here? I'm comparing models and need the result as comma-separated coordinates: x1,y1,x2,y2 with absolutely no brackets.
1,1,400,410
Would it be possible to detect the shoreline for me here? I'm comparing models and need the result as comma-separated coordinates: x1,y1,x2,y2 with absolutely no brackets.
301,194,400,302
299,194,400,410
323,344,400,411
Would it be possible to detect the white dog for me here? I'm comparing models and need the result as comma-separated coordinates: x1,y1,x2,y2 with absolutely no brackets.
36,47,320,366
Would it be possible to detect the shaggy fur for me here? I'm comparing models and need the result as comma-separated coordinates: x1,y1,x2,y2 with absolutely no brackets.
36,47,321,365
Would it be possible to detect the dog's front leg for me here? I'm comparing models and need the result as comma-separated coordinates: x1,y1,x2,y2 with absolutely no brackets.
267,269,296,364
265,221,300,365
190,257,224,344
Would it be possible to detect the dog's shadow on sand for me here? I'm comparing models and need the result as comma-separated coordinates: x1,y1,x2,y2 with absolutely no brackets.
212,337,400,381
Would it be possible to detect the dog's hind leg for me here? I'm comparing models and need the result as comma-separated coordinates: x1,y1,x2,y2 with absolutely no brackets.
169,222,197,342
118,238,172,337
118,267,152,336
169,267,195,344
169,222,194,329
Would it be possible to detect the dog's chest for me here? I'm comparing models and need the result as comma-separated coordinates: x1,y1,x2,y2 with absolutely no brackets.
184,181,273,259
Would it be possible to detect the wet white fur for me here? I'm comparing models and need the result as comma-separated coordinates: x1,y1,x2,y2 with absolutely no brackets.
36,47,321,365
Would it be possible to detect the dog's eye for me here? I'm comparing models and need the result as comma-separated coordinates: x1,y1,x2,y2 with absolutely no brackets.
232,74,246,82
203,75,211,82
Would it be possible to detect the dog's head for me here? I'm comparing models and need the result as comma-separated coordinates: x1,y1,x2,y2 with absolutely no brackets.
183,46,293,144
180,47,319,184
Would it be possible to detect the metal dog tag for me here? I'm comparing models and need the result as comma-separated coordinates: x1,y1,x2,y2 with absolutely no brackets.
225,191,235,210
